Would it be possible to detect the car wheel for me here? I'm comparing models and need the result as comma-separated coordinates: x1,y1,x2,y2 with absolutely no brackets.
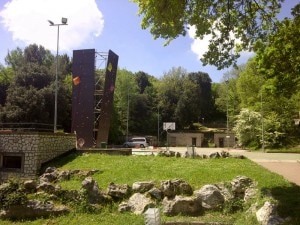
140,144,145,148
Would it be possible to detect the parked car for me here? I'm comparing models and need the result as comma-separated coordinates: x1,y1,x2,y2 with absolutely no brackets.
123,137,149,148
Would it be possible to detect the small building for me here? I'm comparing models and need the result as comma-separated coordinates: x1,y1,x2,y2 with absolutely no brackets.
214,133,235,148
167,132,204,147
0,132,76,182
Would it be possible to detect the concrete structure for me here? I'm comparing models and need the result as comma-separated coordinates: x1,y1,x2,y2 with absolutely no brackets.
167,133,204,147
214,133,235,148
0,132,76,181
167,132,235,148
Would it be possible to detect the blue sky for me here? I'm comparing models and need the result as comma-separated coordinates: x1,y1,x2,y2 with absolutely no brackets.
0,0,297,82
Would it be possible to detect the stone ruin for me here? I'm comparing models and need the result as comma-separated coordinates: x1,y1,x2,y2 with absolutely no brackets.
0,166,288,224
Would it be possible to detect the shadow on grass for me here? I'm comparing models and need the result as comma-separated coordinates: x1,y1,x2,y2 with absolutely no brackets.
40,151,81,173
265,184,300,224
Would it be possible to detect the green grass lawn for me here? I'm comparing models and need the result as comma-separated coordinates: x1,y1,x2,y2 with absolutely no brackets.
2,153,300,225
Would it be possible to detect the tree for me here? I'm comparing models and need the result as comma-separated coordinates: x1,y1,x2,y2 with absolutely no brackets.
255,4,300,99
132,0,283,69
233,108,261,148
236,59,261,112
0,44,72,131
135,71,152,94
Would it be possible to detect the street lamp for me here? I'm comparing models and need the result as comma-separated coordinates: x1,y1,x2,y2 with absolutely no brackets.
226,79,230,150
48,17,68,133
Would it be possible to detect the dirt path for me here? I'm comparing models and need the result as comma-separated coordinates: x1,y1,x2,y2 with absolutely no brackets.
255,161,300,186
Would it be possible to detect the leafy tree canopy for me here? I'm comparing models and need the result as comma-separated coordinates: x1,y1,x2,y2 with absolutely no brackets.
132,0,283,69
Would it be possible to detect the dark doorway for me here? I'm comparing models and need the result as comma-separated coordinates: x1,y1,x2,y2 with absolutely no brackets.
192,138,196,146
219,138,224,147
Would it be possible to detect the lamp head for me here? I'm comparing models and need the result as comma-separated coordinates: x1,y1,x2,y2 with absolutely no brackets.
48,20,54,26
61,17,68,24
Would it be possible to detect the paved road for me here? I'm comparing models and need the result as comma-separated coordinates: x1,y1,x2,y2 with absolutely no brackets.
133,147,300,186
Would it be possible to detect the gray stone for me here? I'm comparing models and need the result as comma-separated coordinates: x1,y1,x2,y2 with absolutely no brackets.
161,179,193,198
127,193,155,215
162,195,202,216
39,171,58,183
209,152,220,158
132,181,154,193
148,187,163,201
45,167,57,174
37,182,60,194
194,184,225,210
118,202,131,212
244,187,258,202
81,177,107,204
0,200,69,219
23,180,37,193
107,182,131,199
57,170,71,181
231,176,255,197
256,201,285,225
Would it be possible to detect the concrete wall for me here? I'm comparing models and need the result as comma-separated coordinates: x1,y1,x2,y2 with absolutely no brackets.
214,133,235,148
0,132,76,181
167,133,204,147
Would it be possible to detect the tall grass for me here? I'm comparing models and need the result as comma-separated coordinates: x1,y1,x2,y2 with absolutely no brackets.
2,153,300,225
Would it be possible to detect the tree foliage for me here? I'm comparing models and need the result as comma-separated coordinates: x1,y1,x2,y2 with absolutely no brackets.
132,0,283,69
0,44,72,131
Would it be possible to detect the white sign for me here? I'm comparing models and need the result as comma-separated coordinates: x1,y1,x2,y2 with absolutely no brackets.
163,122,176,131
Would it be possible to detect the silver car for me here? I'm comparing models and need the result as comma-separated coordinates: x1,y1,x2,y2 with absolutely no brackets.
123,137,149,148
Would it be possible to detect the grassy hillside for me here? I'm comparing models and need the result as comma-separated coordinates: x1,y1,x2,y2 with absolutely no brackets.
2,153,300,225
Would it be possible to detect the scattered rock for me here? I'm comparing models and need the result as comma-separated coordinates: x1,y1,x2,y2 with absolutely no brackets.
0,200,69,219
107,182,131,199
118,202,131,212
161,179,193,198
209,152,220,158
127,193,155,215
148,187,163,201
162,195,202,216
37,182,60,194
132,181,154,193
231,176,255,197
194,184,225,210
81,177,107,204
23,180,37,193
256,201,285,225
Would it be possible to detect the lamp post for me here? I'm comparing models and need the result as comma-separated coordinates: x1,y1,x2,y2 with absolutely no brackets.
48,17,68,133
226,79,230,150
157,107,160,147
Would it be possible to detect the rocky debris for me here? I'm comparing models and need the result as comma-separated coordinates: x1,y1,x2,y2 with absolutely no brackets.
125,193,155,215
244,187,258,202
37,182,60,194
0,200,69,219
57,170,71,181
107,182,131,199
81,177,109,204
157,150,176,157
0,168,289,224
161,179,193,198
231,176,255,197
194,184,225,210
162,195,202,216
209,152,221,158
148,187,163,201
256,201,285,225
132,181,154,193
23,180,37,193
118,202,132,213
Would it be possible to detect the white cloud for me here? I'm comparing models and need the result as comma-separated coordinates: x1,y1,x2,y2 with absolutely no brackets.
187,25,211,60
187,25,254,63
0,0,104,52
